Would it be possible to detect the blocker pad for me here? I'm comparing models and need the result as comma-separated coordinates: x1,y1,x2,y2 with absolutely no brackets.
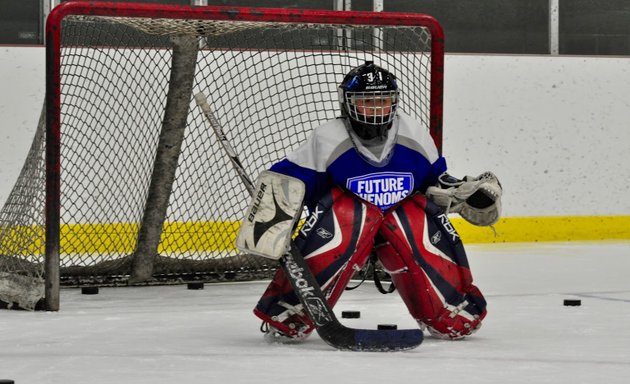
236,171,305,260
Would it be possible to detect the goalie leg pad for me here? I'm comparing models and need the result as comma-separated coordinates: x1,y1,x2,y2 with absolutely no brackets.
377,193,487,339
254,187,383,338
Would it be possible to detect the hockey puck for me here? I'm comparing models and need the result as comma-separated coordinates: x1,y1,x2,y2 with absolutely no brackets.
187,282,204,290
0,380,15,384
81,287,99,295
377,324,398,330
563,299,581,306
341,310,360,319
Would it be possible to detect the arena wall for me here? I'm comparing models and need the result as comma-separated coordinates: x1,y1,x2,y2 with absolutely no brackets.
1,46,629,242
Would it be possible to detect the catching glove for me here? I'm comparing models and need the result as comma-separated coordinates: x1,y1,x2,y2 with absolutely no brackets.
425,171,502,226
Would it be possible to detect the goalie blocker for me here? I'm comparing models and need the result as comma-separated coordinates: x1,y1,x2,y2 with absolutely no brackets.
236,170,305,260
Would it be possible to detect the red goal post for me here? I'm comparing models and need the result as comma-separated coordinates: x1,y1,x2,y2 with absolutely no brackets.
0,1,444,311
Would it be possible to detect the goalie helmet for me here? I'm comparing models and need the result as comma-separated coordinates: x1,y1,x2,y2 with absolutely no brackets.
339,61,399,140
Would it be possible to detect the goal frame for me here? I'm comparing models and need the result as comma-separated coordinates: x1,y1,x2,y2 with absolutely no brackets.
43,1,445,311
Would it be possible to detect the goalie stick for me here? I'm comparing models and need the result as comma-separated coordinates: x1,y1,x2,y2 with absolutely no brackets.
194,93,423,351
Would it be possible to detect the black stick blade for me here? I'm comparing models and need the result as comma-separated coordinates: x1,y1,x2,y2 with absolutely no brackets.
318,323,423,352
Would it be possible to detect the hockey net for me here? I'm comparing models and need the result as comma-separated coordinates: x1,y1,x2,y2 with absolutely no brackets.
0,2,443,310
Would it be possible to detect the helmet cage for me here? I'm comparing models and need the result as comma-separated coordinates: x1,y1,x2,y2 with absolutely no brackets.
343,90,399,126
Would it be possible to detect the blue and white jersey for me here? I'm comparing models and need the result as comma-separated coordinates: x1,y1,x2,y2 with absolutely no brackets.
270,111,447,211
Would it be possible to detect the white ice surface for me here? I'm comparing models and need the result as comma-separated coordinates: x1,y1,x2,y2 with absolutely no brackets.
1,241,629,384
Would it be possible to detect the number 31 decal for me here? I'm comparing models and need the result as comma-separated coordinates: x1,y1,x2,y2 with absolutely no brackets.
365,71,383,83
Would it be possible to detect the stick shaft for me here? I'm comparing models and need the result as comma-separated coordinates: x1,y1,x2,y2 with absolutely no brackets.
194,93,255,194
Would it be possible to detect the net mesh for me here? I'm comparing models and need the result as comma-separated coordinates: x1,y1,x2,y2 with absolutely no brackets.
0,10,437,310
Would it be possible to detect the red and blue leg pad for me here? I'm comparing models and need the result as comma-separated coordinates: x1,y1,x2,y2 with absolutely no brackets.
254,187,383,338
377,193,487,339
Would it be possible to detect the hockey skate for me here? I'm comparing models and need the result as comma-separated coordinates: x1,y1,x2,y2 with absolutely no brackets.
260,318,310,344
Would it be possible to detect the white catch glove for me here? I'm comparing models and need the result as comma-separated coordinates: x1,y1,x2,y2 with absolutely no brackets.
425,171,502,226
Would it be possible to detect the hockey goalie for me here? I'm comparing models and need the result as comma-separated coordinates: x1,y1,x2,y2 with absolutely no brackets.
237,62,502,342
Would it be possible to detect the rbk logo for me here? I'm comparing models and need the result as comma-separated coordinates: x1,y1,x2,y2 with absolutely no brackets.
437,213,459,242
305,297,332,326
431,231,442,244
299,206,323,237
316,227,333,239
